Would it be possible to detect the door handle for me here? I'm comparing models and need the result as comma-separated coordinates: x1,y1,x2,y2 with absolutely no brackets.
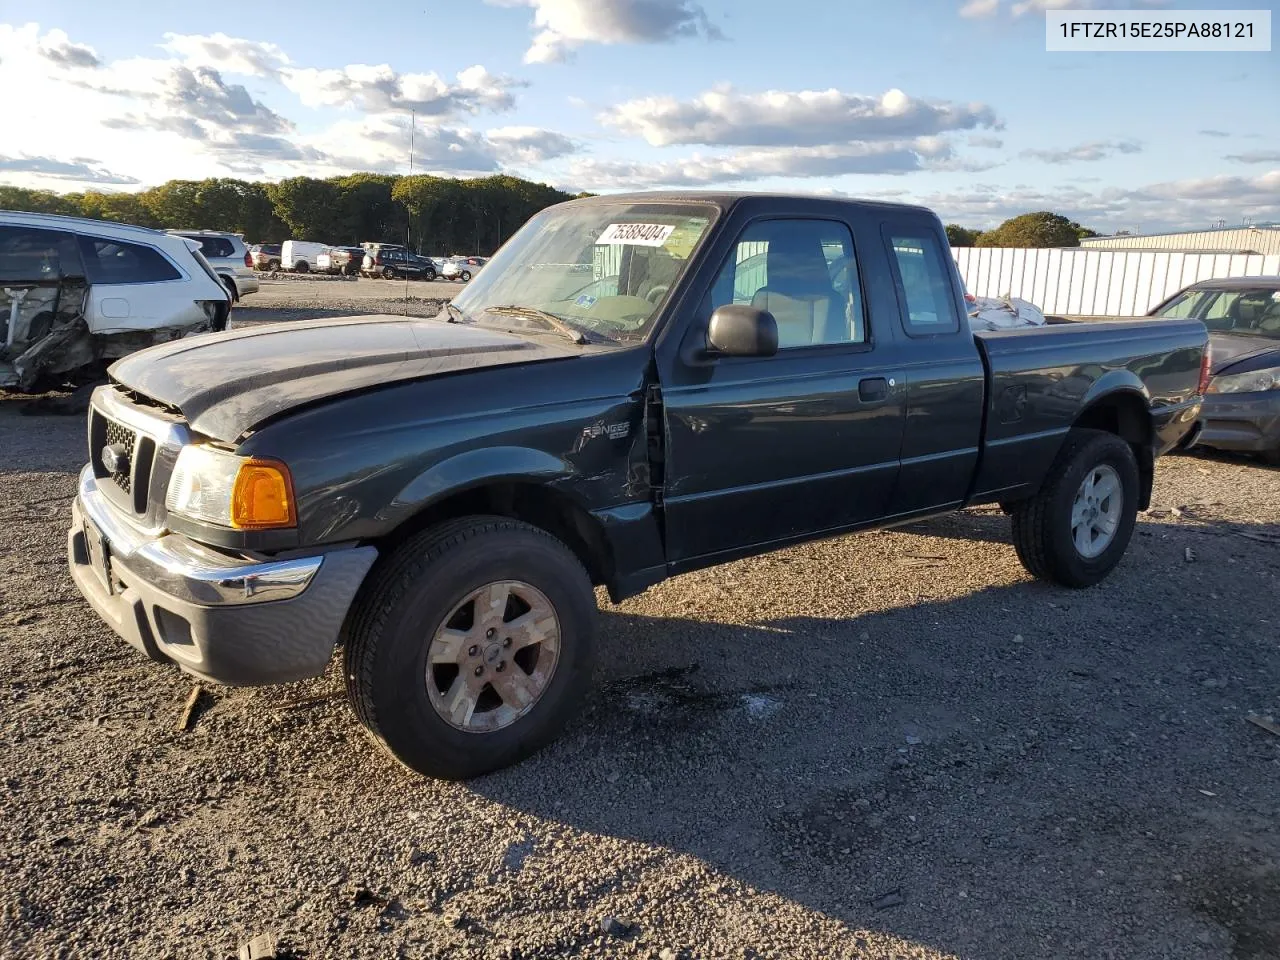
859,377,889,402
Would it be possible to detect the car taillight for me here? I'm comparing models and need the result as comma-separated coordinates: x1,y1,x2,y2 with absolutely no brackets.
1198,342,1212,395
244,251,253,268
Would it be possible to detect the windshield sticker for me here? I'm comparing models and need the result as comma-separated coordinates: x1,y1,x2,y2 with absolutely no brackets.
597,223,676,246
575,294,598,308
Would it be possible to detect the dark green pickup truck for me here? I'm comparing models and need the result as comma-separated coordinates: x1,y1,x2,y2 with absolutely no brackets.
69,193,1208,778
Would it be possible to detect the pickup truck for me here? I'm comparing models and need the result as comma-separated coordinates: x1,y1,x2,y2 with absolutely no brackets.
67,193,1209,780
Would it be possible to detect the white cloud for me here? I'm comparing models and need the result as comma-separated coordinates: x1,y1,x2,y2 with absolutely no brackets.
0,154,137,184
892,170,1280,232
485,127,579,164
569,139,956,190
1020,139,1142,164
962,0,1170,17
160,32,290,78
488,0,722,63
601,86,1000,147
35,27,101,68
1226,150,1280,164
280,63,521,118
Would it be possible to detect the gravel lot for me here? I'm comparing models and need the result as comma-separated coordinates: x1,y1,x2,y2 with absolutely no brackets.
2,283,1278,960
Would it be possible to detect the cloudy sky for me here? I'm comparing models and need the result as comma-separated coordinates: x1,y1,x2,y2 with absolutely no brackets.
1,0,1276,231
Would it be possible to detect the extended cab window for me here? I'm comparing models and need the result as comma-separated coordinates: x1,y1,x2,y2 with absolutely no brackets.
888,232,960,335
707,219,866,348
79,237,182,284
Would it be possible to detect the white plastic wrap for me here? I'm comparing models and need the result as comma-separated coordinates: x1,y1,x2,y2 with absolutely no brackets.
965,293,1047,331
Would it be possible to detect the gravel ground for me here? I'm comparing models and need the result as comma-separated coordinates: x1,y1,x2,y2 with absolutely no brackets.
230,276,456,325
2,288,1278,960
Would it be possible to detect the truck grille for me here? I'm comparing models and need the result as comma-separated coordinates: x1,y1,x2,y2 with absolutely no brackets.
87,387,188,528
102,419,137,496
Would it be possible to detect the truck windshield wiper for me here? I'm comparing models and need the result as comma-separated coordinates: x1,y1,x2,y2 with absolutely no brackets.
482,305,601,345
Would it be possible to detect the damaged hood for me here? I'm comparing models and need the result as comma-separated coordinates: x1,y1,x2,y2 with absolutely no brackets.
109,314,577,442
1209,332,1280,374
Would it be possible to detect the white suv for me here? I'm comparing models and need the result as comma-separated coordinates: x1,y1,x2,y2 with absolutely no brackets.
0,211,229,390
169,230,260,302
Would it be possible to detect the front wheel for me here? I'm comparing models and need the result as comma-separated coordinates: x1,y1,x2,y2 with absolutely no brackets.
344,517,597,780
1010,429,1139,588
382,266,397,280
460,270,472,282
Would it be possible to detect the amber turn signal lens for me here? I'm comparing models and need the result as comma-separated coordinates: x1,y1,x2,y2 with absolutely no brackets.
231,460,296,530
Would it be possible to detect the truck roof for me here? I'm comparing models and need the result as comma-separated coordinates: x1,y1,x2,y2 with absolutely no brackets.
561,190,936,217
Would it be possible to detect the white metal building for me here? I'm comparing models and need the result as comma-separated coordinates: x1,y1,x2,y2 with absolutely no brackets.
1080,225,1280,256
953,247,1280,317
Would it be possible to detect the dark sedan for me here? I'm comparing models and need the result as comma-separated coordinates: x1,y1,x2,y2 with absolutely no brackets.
1150,277,1280,465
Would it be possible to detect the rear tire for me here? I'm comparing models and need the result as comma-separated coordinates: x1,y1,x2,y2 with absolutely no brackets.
295,260,310,274
344,517,597,780
461,270,472,282
1010,429,1139,588
382,266,397,280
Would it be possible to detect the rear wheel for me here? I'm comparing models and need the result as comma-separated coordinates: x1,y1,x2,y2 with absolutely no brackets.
294,260,310,274
1010,429,1139,588
266,259,280,272
461,270,472,282
424,268,436,281
344,517,596,780
382,266,397,279
221,276,239,304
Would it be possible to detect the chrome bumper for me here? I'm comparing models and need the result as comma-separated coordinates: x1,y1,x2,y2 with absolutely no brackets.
69,466,377,686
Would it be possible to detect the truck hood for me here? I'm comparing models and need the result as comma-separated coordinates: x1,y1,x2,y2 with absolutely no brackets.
1209,332,1280,374
109,314,577,442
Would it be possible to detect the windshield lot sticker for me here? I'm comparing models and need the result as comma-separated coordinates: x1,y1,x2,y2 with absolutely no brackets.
597,223,675,246
575,294,598,308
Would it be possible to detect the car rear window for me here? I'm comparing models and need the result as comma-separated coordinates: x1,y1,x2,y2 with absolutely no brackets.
185,236,235,259
79,236,182,284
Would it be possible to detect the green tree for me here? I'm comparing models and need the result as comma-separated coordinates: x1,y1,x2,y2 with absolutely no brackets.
0,186,81,215
976,212,1096,248
268,177,344,240
945,224,979,247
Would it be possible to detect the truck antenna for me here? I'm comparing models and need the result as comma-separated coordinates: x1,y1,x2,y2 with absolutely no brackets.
405,109,415,313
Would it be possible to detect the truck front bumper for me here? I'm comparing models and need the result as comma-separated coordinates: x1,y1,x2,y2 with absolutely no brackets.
68,466,377,686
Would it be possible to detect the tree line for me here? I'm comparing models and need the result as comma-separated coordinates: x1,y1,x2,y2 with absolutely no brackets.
1,175,1100,253
946,212,1100,248
0,174,589,256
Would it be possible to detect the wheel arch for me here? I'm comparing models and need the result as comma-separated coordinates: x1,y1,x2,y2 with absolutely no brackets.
377,448,616,592
1070,387,1155,509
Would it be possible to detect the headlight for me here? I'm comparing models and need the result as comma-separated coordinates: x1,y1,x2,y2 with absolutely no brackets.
1207,366,1280,395
166,445,296,530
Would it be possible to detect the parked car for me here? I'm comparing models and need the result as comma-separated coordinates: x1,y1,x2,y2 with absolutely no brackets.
281,240,328,273
67,192,1208,780
362,247,437,280
250,243,281,271
442,256,486,282
169,230,259,302
316,246,364,276
1,211,228,390
1149,277,1280,464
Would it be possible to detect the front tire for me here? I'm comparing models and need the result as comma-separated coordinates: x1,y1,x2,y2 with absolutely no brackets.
1010,429,1139,588
294,260,310,274
344,517,597,780
460,270,472,282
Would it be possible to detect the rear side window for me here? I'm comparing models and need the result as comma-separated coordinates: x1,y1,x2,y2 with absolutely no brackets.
79,236,182,284
886,230,960,335
0,225,84,281
185,236,235,259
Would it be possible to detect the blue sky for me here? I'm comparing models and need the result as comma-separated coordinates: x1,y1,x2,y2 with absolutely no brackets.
0,0,1276,231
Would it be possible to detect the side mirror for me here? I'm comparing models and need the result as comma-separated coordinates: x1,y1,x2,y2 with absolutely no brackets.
707,304,778,358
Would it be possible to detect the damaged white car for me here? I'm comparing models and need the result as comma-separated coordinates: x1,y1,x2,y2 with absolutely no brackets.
1,212,230,392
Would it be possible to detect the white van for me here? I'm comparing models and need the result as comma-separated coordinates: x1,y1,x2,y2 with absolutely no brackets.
281,240,328,274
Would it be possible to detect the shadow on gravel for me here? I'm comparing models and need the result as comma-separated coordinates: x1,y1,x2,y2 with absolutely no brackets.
470,519,1280,959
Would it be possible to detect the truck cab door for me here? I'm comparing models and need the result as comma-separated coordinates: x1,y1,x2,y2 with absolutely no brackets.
654,208,907,571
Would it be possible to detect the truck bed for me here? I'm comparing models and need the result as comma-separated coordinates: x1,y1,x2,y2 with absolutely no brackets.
971,319,1207,503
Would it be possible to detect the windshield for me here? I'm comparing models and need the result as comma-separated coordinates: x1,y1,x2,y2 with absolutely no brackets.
449,201,716,342
1155,286,1280,339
